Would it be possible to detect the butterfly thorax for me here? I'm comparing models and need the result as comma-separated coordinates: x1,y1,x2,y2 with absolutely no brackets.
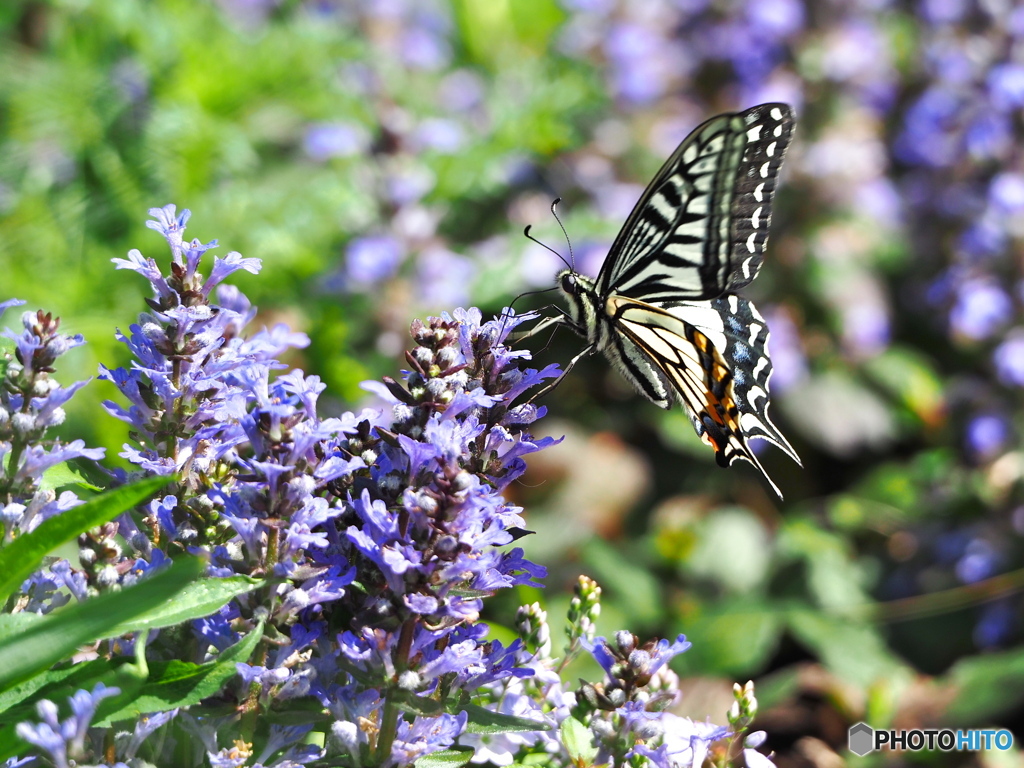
556,269,611,349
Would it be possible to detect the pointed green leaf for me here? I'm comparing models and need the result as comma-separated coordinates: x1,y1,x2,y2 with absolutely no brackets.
461,703,551,734
415,747,474,768
0,658,113,718
101,574,262,638
0,556,205,693
560,716,598,764
0,476,170,603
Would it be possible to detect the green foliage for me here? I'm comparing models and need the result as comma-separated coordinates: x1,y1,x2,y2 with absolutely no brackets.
0,556,206,692
0,476,169,603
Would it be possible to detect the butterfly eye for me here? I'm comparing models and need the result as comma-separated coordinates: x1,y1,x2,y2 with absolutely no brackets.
559,273,578,294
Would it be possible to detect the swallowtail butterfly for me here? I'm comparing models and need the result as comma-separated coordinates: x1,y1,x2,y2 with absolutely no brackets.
551,103,800,498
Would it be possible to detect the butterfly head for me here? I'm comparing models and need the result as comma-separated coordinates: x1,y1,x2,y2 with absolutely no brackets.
557,269,581,297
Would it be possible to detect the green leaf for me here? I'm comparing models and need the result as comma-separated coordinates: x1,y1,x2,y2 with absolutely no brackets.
415,747,474,768
392,689,445,717
0,476,171,604
581,537,664,629
945,646,1024,723
778,517,871,614
40,460,102,493
786,609,905,686
0,556,205,693
862,345,944,426
684,507,771,593
673,598,783,676
0,658,112,717
461,703,551,734
93,623,264,726
560,716,598,764
100,574,262,638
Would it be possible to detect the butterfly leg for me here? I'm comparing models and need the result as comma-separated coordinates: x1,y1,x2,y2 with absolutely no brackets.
526,343,595,404
509,308,569,343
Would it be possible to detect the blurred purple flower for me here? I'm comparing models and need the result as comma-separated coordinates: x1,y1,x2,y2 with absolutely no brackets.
345,235,404,287
417,247,475,307
895,87,961,167
965,413,1010,460
843,303,890,357
994,333,1024,386
438,70,484,112
956,538,999,584
964,112,1013,160
413,118,465,153
745,0,804,37
921,0,967,23
763,307,807,391
974,600,1017,649
605,23,682,104
988,64,1024,112
402,25,451,70
386,166,435,205
949,279,1011,340
303,122,369,161
989,173,1024,213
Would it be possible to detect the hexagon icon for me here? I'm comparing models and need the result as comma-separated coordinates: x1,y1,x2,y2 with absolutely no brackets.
848,722,874,757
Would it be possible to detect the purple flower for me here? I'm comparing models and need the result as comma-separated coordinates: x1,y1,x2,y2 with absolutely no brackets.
995,333,1024,386
966,414,1010,460
16,684,120,768
0,298,26,319
390,712,468,766
413,118,465,153
303,121,369,160
956,539,1000,584
949,279,1011,340
988,64,1024,111
989,173,1024,212
345,235,404,287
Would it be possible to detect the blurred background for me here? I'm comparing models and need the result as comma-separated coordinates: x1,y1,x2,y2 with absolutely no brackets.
2,0,1024,763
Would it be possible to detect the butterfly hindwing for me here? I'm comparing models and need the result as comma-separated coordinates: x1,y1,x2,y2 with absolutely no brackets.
606,294,797,497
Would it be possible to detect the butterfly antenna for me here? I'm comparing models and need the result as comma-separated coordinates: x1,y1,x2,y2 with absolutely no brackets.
524,225,573,273
550,198,575,271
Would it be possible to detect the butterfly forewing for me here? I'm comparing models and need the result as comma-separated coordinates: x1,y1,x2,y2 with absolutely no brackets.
727,104,795,290
595,103,794,302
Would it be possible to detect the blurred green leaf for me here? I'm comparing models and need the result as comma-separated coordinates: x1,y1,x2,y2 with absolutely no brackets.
863,346,944,427
778,517,871,614
786,610,904,686
416,748,474,768
684,507,771,593
582,536,664,629
674,598,783,676
944,647,1024,723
